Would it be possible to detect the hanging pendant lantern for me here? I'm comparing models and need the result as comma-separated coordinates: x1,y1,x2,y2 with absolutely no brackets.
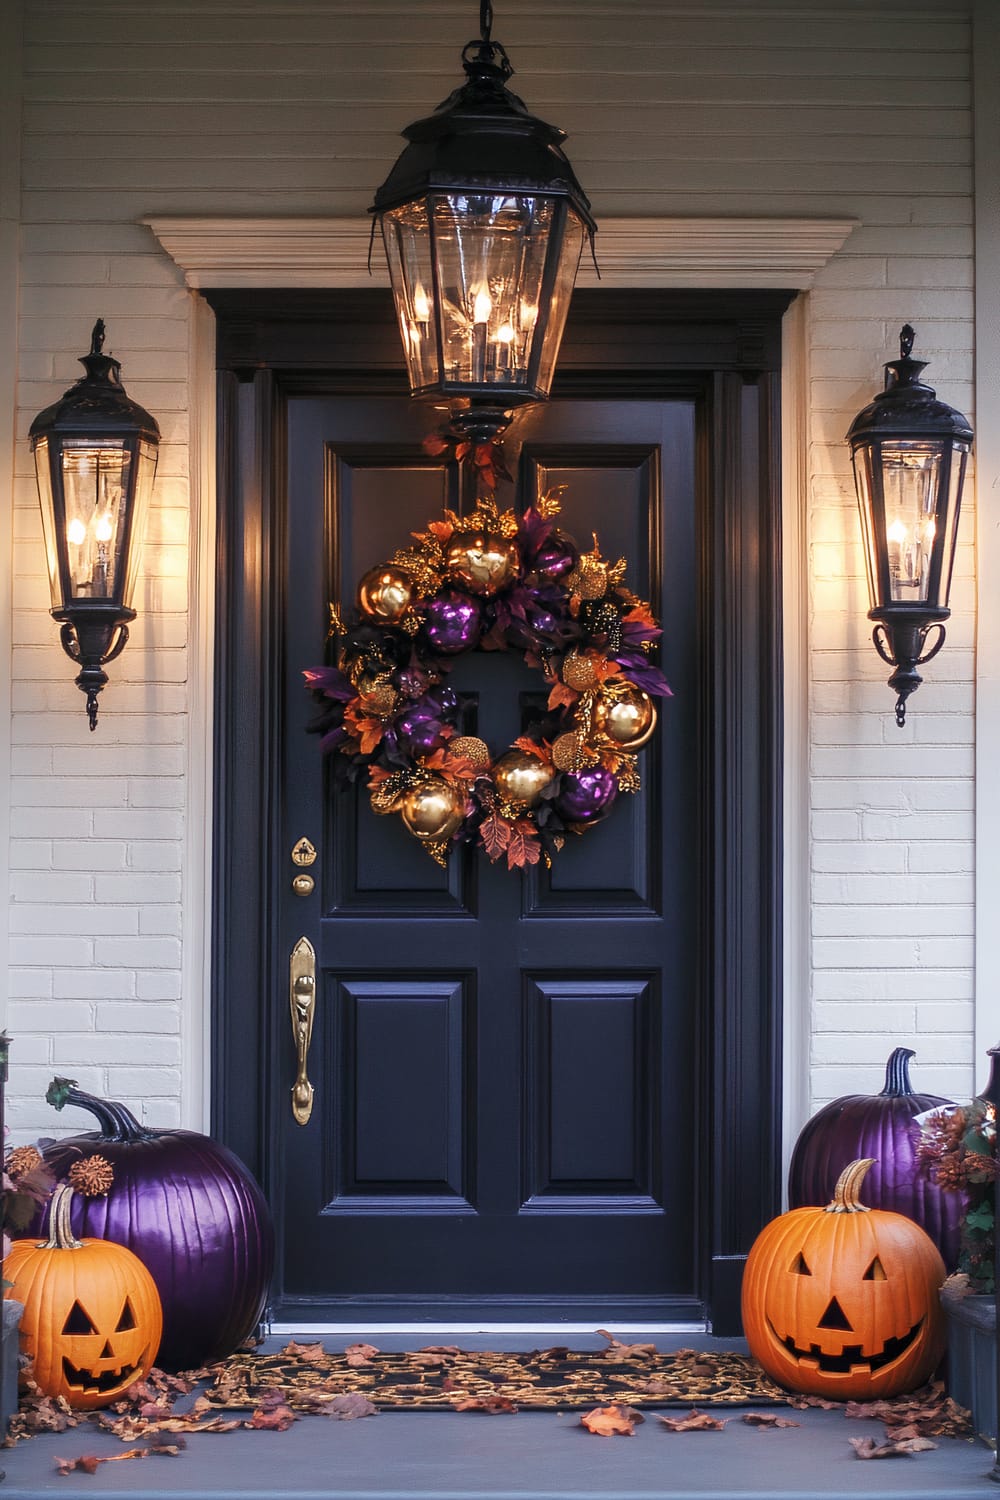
370,0,596,444
847,325,973,727
29,320,159,730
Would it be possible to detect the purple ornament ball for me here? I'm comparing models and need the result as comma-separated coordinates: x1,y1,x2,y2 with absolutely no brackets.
534,531,579,581
424,592,482,654
554,766,618,824
394,703,445,757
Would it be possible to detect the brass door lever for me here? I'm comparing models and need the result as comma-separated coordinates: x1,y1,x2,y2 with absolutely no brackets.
289,936,317,1126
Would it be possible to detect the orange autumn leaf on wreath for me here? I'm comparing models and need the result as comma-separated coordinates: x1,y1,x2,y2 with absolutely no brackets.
589,654,624,684
426,518,454,544
507,821,542,870
513,735,553,765
423,747,478,787
581,1404,644,1437
548,680,579,712
480,810,512,862
623,602,659,632
343,702,385,755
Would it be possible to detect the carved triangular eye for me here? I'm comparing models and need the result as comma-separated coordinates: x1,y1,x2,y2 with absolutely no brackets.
62,1300,97,1335
790,1252,812,1275
115,1298,137,1332
863,1256,887,1282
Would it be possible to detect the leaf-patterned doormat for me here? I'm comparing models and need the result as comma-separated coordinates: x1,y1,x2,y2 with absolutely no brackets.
201,1335,789,1413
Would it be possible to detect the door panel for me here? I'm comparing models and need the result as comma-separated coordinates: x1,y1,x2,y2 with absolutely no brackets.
279,393,700,1318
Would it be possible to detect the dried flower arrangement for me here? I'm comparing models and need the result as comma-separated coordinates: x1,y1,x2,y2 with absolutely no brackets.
915,1099,997,1295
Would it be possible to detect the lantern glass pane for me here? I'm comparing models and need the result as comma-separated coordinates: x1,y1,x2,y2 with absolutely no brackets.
122,439,157,610
533,210,586,396
851,445,881,609
32,436,63,609
938,440,970,608
381,205,440,390
878,440,944,604
60,438,130,601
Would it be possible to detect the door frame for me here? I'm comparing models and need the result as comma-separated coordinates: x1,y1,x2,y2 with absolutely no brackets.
207,287,791,1334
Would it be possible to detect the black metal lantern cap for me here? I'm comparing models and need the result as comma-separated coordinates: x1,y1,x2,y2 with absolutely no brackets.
370,3,596,440
847,325,973,727
29,320,159,730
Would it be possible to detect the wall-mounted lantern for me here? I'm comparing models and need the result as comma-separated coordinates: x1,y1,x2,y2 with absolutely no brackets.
29,321,159,730
847,325,973,727
369,0,596,445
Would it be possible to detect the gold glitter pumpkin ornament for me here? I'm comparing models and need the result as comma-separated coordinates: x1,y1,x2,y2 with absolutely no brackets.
357,565,413,623
445,531,520,595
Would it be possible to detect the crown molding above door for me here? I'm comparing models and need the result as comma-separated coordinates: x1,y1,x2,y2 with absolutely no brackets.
144,216,857,291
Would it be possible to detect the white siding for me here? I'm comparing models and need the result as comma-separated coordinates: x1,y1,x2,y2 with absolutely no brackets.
6,0,980,1136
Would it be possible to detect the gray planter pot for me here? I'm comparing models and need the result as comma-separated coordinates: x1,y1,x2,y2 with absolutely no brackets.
1,1298,22,1438
941,1288,996,1442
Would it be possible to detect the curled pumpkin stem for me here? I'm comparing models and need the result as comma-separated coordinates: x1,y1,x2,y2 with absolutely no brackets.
42,1182,84,1251
825,1157,875,1214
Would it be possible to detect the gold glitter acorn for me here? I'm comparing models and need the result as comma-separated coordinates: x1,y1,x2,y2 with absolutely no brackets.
357,565,413,623
491,749,555,810
5,1145,42,1181
568,555,608,601
449,736,491,773
359,680,400,717
67,1154,115,1198
592,683,658,751
445,532,520,595
551,732,588,773
399,778,466,842
562,651,599,692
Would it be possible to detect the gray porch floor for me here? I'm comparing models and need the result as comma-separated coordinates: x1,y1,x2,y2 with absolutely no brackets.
0,1332,996,1499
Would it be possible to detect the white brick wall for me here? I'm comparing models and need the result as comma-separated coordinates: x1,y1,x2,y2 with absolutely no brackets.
3,0,984,1141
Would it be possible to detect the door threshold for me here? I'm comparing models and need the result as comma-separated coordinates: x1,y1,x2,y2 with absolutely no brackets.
268,1321,709,1336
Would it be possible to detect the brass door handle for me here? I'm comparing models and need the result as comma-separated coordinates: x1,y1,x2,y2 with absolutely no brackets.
289,936,317,1126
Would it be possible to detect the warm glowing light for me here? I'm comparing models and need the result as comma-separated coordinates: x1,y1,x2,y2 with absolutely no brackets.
887,519,908,546
497,322,514,344
473,289,493,324
67,518,87,546
413,284,431,322
95,513,114,543
520,302,538,330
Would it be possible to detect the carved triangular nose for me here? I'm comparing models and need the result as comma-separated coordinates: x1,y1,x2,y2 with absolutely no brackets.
99,1341,114,1359
817,1296,853,1332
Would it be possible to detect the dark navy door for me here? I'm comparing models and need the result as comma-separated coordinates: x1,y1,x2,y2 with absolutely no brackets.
279,392,700,1321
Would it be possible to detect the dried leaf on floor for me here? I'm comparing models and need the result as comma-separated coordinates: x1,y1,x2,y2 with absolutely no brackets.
281,1340,327,1364
742,1412,800,1429
247,1390,298,1431
344,1342,379,1366
451,1396,519,1414
845,1381,972,1438
323,1394,378,1420
657,1409,728,1432
849,1435,938,1459
595,1329,657,1359
581,1403,644,1435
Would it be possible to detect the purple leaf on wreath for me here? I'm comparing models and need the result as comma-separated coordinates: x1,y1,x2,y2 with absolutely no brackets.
516,506,554,562
303,665,356,701
616,654,674,697
318,724,350,754
621,617,662,650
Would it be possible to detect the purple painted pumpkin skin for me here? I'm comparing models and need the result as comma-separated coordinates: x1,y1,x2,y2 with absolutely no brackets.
40,1083,274,1372
787,1047,962,1269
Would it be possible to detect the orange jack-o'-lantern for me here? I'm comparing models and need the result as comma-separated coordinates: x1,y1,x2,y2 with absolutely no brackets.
741,1158,946,1400
4,1181,162,1409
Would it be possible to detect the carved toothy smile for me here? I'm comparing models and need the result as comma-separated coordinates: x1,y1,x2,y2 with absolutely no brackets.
61,1351,147,1395
767,1319,923,1373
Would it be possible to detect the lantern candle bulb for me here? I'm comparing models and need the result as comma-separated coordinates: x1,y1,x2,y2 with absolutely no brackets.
471,288,492,382
496,320,514,376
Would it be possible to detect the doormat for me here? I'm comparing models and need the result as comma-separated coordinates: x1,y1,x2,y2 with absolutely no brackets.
201,1337,790,1413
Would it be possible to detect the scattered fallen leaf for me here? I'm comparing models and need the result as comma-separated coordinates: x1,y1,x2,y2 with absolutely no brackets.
324,1394,378,1420
743,1412,800,1429
849,1435,938,1459
786,1393,842,1411
452,1395,519,1414
247,1390,297,1431
595,1329,657,1359
281,1340,327,1365
418,1345,462,1356
657,1409,728,1432
845,1381,972,1438
344,1342,379,1366
55,1453,101,1475
581,1403,643,1436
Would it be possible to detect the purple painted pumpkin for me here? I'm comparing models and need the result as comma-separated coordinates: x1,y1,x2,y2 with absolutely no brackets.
787,1047,961,1269
40,1080,274,1372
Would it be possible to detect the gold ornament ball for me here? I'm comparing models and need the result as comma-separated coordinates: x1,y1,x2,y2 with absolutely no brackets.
399,778,466,841
445,531,520,595
568,556,608,601
593,684,657,750
551,731,587,773
449,735,491,772
358,565,413,623
491,749,555,810
562,651,599,691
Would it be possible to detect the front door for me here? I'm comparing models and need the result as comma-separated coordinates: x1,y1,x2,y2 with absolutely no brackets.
279,393,698,1321
209,288,788,1332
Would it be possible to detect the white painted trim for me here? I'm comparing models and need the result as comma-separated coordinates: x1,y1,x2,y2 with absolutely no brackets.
973,0,1000,1068
0,3,22,1034
180,294,217,1132
780,293,811,1188
268,1322,707,1337
144,216,858,292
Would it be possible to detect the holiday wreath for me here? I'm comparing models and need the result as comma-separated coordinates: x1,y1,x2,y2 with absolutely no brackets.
305,482,670,870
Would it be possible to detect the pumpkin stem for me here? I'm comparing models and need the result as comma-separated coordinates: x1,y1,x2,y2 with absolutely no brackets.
41,1182,84,1250
879,1047,916,1097
825,1157,875,1213
46,1078,155,1142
